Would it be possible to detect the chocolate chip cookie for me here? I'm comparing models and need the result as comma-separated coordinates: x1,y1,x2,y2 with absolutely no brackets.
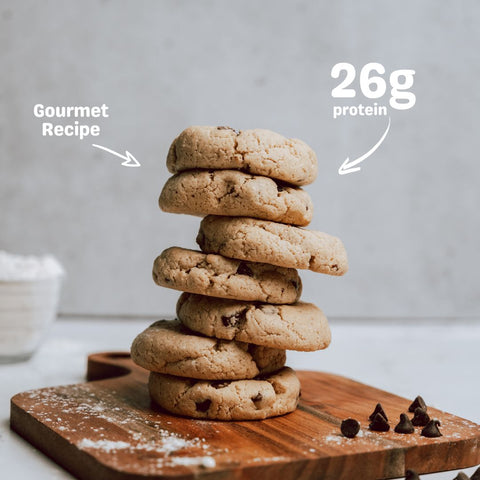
153,247,302,304
131,319,286,380
166,126,318,186
177,293,331,351
148,366,300,420
196,216,348,275
159,169,313,226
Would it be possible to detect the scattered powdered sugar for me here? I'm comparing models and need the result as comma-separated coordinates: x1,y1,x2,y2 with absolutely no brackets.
324,435,344,445
165,456,216,468
0,250,64,281
160,436,196,455
78,439,131,452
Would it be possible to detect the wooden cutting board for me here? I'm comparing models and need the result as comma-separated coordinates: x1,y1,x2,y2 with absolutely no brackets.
10,352,480,480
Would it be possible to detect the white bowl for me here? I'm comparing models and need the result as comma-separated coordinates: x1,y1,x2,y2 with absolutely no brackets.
0,277,61,362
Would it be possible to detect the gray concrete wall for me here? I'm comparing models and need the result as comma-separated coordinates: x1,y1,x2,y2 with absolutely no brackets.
1,0,479,317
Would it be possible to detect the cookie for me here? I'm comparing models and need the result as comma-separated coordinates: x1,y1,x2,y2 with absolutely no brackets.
197,216,348,275
131,320,286,380
153,247,302,304
177,293,331,352
148,366,300,420
159,169,313,226
166,126,318,186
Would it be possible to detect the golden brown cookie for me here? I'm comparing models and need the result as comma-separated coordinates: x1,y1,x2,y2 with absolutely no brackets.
152,247,302,304
159,169,312,226
166,126,317,186
177,293,331,352
131,319,285,380
197,216,348,275
148,366,300,420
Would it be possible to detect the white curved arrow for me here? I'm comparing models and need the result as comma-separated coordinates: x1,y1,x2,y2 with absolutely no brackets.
92,144,141,167
338,116,391,175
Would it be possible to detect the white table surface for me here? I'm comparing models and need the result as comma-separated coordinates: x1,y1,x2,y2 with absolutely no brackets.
0,316,479,480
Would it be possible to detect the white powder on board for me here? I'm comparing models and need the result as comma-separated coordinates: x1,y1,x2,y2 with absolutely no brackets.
78,439,131,452
0,250,64,281
167,456,216,468
77,430,205,456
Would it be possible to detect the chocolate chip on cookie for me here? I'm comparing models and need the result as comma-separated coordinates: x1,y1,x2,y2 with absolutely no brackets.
195,399,212,412
211,380,231,389
251,392,263,403
237,262,254,277
221,309,247,328
217,126,239,134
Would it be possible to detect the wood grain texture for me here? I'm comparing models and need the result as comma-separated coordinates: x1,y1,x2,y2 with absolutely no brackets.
10,352,480,480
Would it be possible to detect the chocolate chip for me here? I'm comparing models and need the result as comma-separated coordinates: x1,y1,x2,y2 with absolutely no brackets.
411,407,430,427
369,412,390,432
408,395,427,413
453,473,470,480
470,466,480,480
290,280,298,289
275,181,289,193
394,413,414,434
195,399,212,412
211,381,230,389
221,315,235,327
421,419,442,438
369,403,388,422
163,277,171,283
217,126,239,134
251,392,263,403
236,262,254,277
405,470,420,480
340,418,360,438
221,309,247,327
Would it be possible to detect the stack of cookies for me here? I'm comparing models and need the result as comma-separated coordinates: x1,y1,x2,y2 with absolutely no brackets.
131,126,348,421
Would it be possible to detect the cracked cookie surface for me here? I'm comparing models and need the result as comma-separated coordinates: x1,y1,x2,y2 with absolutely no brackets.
166,126,317,186
159,169,313,226
197,216,348,275
152,247,302,304
148,366,300,420
131,319,286,380
177,293,331,351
